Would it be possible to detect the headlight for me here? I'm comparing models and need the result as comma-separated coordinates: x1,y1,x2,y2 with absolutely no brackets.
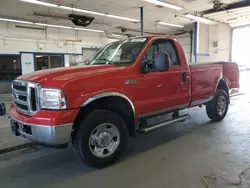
40,88,67,110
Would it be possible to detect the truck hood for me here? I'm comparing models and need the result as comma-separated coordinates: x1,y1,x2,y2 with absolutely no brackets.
17,65,122,84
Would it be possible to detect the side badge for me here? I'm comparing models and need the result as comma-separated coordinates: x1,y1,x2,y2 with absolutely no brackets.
124,80,137,85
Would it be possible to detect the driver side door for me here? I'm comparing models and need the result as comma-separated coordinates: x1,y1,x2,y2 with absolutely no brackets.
137,38,187,115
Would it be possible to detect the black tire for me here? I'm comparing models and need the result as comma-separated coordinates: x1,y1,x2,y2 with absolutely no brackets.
73,109,128,168
1,103,6,115
0,103,6,116
206,89,229,121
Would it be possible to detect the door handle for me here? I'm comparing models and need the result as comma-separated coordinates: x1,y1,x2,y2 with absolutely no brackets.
182,72,189,82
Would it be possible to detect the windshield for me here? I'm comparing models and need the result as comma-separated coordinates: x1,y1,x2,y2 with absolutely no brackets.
87,37,147,66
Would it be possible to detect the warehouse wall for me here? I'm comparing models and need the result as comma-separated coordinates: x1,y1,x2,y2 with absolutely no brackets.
195,23,232,62
0,22,116,93
0,22,115,54
175,32,193,63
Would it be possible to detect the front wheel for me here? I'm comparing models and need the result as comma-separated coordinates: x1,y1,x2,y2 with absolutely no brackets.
73,109,128,168
206,89,229,121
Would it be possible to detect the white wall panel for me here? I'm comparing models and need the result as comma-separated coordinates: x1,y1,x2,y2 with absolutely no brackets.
196,23,231,62
198,23,210,54
175,33,192,63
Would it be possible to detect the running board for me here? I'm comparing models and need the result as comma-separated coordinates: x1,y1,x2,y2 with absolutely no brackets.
138,114,190,133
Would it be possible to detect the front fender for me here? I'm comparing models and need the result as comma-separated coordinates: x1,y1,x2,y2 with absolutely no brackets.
81,91,135,115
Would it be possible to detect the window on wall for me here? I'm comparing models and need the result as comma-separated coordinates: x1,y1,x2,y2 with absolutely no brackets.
35,55,63,71
0,55,21,81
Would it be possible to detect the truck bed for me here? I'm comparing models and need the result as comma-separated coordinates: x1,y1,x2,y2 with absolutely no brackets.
189,62,239,107
190,61,239,89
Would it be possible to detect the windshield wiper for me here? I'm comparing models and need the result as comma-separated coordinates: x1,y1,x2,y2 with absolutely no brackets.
97,58,114,65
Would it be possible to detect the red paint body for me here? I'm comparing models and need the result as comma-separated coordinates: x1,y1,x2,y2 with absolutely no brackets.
11,36,240,126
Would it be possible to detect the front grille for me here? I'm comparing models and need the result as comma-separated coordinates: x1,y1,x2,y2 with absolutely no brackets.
19,95,27,101
30,88,37,111
15,102,29,111
13,84,26,91
12,80,39,116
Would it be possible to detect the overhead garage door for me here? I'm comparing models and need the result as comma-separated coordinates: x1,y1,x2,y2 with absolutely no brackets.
172,32,192,63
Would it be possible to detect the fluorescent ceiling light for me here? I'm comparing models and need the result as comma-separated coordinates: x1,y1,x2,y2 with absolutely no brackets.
60,6,138,21
59,6,105,16
35,23,72,29
185,14,215,24
106,14,139,22
158,22,184,28
0,18,33,24
0,17,104,33
47,24,72,29
34,23,47,26
75,27,104,33
18,0,139,22
19,0,57,7
57,5,72,10
144,0,183,10
175,15,192,22
112,33,127,37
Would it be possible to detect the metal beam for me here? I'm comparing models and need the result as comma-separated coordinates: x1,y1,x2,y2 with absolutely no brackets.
140,7,144,36
201,1,250,15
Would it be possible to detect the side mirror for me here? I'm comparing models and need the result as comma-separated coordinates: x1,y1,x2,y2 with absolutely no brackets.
140,60,154,73
140,52,170,73
154,52,170,72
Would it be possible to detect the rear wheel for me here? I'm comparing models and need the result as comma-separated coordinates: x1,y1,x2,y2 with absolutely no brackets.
206,89,229,121
73,109,128,168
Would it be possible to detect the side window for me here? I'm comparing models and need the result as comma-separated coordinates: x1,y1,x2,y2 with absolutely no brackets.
145,44,157,61
144,39,180,66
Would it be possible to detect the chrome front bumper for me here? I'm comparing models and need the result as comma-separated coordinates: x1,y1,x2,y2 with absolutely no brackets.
9,115,73,148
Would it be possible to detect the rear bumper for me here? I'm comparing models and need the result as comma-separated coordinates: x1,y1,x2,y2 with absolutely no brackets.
9,104,79,148
229,88,240,95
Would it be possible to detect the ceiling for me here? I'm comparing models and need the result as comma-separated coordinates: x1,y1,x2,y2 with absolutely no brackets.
0,0,249,35
204,5,250,27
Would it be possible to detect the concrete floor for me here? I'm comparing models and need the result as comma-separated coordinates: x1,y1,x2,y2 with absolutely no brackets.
0,95,250,188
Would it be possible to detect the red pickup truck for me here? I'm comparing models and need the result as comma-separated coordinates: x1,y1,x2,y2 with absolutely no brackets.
9,36,239,167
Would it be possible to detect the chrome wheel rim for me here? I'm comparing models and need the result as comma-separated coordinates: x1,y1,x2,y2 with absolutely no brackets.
217,95,227,116
89,123,120,158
